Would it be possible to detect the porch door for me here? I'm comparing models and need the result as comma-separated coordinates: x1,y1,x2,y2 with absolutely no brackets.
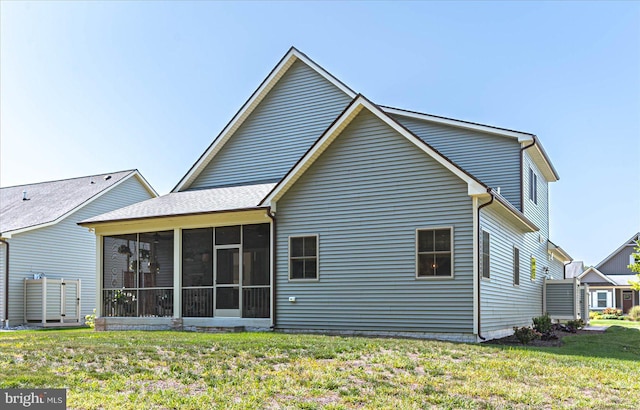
214,246,241,317
622,290,633,314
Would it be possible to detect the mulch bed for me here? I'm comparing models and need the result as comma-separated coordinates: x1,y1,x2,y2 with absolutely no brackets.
487,328,605,347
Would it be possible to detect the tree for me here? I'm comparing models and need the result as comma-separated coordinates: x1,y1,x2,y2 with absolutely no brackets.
628,240,640,291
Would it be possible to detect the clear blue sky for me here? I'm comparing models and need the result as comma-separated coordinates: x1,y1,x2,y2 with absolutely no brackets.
1,1,639,266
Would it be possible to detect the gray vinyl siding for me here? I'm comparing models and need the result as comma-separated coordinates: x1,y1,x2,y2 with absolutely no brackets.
548,256,565,279
480,206,533,331
5,176,153,324
523,152,549,240
545,281,577,318
391,114,521,209
276,110,475,334
598,245,635,275
188,60,352,190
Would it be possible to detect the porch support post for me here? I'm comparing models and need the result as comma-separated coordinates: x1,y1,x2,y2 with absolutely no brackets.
96,235,103,317
173,228,182,318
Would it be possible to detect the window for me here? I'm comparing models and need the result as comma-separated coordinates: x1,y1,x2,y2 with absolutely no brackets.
481,231,490,279
289,235,318,280
528,167,538,204
513,246,520,286
596,291,608,308
417,228,453,277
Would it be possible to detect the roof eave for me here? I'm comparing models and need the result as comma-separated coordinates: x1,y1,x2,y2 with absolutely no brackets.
78,206,270,228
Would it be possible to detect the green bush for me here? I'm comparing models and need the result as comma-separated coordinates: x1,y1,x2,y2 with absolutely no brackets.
566,319,585,330
601,314,625,320
533,313,552,333
513,326,540,345
628,306,640,322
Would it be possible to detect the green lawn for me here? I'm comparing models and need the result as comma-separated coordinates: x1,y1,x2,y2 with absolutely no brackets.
590,318,640,329
1,327,638,409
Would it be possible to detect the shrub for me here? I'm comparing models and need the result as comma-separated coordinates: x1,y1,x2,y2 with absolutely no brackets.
628,306,640,322
85,309,96,329
566,319,585,330
513,326,540,345
589,311,602,320
601,314,625,320
533,313,552,333
602,307,622,316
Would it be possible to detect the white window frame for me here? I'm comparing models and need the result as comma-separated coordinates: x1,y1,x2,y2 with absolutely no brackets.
288,234,319,282
592,290,612,309
481,230,491,280
415,226,454,279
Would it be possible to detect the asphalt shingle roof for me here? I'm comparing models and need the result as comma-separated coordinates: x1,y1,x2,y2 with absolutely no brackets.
0,170,136,235
80,182,277,224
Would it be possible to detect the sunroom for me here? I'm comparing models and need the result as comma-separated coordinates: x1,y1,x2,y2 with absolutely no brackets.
79,184,275,331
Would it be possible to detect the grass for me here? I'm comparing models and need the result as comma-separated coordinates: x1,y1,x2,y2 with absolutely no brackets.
0,327,638,409
590,318,640,329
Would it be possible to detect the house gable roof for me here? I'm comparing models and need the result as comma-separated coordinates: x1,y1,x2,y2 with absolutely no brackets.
261,95,489,206
596,232,640,269
383,106,559,182
172,47,357,193
578,267,616,285
0,170,157,237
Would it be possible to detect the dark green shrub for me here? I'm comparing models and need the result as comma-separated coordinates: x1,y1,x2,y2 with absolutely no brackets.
566,319,584,330
513,326,540,345
533,313,552,333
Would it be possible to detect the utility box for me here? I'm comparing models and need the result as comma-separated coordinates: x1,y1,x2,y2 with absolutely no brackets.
544,278,586,321
24,278,81,326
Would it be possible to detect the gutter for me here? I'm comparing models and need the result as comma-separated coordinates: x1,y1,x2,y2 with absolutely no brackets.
519,138,537,212
266,208,277,329
476,188,495,341
0,238,8,328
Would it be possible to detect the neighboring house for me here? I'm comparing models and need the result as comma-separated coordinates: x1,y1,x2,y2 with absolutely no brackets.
0,170,157,326
578,232,640,314
79,48,572,341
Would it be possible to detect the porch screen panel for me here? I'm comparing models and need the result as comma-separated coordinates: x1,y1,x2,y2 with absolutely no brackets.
242,224,270,318
182,228,214,317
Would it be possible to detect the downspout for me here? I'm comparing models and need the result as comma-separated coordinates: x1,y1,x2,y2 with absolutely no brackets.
266,207,277,329
520,137,537,212
476,189,494,341
0,238,9,328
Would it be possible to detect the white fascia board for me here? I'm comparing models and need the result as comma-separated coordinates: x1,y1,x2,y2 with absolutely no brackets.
1,171,151,238
261,97,487,206
596,232,640,269
382,106,535,142
173,48,356,193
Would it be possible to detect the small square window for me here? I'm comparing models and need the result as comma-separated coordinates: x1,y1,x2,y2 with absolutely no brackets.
289,236,318,280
